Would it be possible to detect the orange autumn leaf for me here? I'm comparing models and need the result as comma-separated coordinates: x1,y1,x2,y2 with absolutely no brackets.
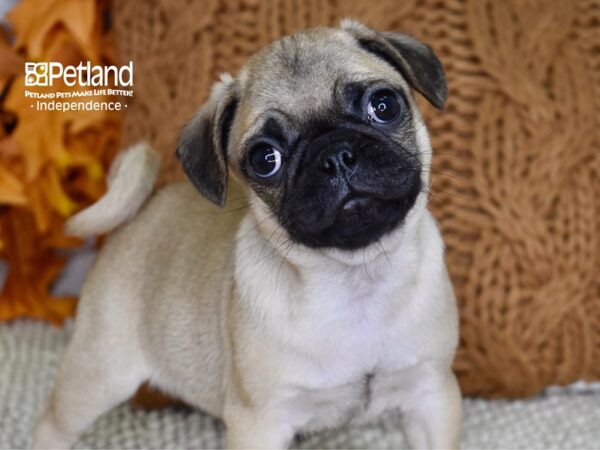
43,165,78,217
0,164,27,206
0,0,121,325
0,211,76,324
8,0,98,61
0,28,25,94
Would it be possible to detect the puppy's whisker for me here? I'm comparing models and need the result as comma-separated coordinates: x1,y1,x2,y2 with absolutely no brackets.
275,240,296,291
227,195,249,202
256,228,279,262
377,239,392,270
426,186,473,201
421,169,465,182
419,148,466,159
413,122,450,136
362,248,373,281
264,230,289,264
233,213,276,244
216,203,250,215
252,231,294,267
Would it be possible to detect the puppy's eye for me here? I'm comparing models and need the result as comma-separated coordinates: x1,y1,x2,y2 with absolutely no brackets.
367,90,402,123
249,145,282,178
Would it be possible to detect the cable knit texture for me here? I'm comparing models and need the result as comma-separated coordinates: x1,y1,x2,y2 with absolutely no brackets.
112,0,600,397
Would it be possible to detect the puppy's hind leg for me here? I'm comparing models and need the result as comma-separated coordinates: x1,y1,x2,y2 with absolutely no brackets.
31,320,149,449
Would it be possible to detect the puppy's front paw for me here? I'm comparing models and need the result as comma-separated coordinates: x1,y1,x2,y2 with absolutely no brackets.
225,406,293,450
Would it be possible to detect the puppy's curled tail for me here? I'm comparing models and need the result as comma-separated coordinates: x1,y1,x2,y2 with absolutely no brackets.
65,142,161,237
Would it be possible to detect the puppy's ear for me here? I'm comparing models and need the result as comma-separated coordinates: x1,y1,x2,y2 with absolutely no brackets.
342,20,447,109
176,75,238,207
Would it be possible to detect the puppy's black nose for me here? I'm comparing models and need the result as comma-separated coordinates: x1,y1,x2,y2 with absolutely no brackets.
318,143,356,175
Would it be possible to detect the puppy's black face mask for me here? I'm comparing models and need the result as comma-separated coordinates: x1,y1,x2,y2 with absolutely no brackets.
242,83,422,250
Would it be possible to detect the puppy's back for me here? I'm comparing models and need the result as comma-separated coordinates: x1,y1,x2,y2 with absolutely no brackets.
74,180,246,417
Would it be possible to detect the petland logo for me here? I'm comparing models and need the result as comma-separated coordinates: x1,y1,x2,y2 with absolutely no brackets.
24,61,134,112
25,61,133,87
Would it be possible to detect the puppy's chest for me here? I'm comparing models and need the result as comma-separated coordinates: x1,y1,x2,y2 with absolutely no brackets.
272,272,427,428
277,276,421,396
288,372,375,431
285,275,415,368
286,365,410,432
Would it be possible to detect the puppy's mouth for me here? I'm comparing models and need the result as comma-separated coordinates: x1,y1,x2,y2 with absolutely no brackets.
337,194,393,233
286,187,420,250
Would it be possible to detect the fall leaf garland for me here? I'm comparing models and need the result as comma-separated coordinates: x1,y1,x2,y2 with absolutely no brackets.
0,0,121,324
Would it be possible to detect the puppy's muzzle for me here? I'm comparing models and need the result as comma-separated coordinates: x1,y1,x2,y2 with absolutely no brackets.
314,140,378,215
281,128,422,250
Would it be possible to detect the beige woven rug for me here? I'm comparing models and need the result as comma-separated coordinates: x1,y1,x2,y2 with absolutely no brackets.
2,320,600,449
112,0,600,397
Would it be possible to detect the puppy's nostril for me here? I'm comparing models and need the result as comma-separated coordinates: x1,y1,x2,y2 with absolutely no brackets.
322,157,336,174
341,150,355,167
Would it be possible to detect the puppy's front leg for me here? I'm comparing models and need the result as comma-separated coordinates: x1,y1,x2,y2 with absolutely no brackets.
400,364,462,450
225,404,293,449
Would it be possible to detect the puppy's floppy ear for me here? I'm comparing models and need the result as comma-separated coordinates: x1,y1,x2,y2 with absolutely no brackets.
176,74,238,207
342,19,447,109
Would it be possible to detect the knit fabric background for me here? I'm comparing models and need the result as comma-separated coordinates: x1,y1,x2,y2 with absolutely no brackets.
112,0,600,397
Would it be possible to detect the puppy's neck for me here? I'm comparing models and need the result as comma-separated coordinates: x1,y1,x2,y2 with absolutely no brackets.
239,194,429,285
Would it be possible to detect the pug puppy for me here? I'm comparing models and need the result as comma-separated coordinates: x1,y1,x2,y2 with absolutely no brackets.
32,20,461,450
